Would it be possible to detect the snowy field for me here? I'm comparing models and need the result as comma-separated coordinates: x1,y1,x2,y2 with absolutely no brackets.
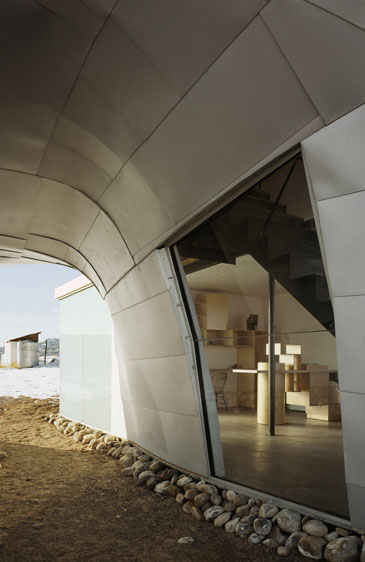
0,366,59,399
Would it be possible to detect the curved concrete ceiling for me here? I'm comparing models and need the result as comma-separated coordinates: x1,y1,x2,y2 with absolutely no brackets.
1,0,364,295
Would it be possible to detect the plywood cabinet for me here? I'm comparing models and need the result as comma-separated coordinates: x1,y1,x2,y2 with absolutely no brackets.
195,293,228,331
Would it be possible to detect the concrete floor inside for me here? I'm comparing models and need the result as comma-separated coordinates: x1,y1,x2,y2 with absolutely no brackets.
218,408,349,519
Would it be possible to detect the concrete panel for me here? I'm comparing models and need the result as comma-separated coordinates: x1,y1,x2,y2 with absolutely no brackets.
106,252,166,315
347,484,365,530
39,141,112,200
307,0,365,29
112,0,268,95
64,247,87,272
63,79,140,163
0,170,41,238
35,0,105,40
261,0,365,123
40,117,122,200
121,399,208,475
0,0,90,113
333,296,365,394
30,178,99,247
82,262,106,297
0,95,55,174
83,0,116,19
99,162,173,255
302,105,365,201
341,392,365,489
317,192,365,297
129,16,317,222
25,235,69,262
117,355,198,416
81,19,180,139
112,292,185,361
0,235,26,253
79,212,134,290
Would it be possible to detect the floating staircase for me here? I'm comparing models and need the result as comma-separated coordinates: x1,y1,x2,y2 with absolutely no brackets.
179,184,334,332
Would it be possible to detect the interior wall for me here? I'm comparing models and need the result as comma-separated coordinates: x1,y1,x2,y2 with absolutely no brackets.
275,290,337,370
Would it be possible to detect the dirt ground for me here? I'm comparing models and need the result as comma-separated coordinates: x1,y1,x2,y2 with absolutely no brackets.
0,397,304,562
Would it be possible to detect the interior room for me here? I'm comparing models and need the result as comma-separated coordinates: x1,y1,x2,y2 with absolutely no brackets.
177,155,349,518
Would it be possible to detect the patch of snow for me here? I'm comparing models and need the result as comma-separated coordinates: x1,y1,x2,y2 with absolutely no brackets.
0,366,59,399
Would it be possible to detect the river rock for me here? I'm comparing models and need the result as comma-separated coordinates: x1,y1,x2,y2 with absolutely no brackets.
214,512,232,528
184,488,197,501
121,467,134,477
200,484,218,496
176,493,185,505
249,505,260,515
150,461,164,473
360,542,365,562
137,470,154,485
202,502,212,512
236,504,250,517
146,476,160,490
278,546,291,557
270,525,288,546
165,468,178,479
259,503,279,519
235,520,253,539
184,483,196,491
248,498,256,507
121,456,134,468
254,518,272,536
326,532,339,542
286,532,307,549
225,517,240,533
177,476,192,487
277,509,302,533
336,528,351,537
211,494,223,506
154,481,170,495
324,536,362,562
223,502,236,512
263,538,278,549
177,537,194,544
248,533,264,544
192,506,204,521
182,501,194,514
234,494,249,506
170,474,179,485
104,434,117,443
194,493,210,507
204,506,224,522
167,485,179,497
303,520,329,537
226,490,236,501
138,454,151,464
298,536,327,559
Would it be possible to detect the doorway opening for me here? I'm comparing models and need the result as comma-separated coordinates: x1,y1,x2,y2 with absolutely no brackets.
175,154,348,518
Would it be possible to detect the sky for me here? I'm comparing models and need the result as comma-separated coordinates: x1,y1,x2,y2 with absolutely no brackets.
0,264,79,344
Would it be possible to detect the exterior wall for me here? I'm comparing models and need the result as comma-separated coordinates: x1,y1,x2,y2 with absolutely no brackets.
59,285,113,432
1,342,18,368
302,104,365,529
106,249,210,476
17,341,39,368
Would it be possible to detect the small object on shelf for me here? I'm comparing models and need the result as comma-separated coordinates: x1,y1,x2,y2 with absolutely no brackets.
246,314,258,330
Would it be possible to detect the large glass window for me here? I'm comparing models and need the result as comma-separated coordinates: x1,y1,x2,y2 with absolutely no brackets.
176,155,348,518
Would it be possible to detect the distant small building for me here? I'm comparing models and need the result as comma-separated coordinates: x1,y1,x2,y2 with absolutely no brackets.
0,332,41,368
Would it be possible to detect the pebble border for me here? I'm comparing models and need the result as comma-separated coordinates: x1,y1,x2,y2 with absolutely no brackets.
47,414,365,561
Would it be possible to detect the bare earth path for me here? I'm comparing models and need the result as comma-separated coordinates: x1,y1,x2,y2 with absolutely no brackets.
0,398,303,562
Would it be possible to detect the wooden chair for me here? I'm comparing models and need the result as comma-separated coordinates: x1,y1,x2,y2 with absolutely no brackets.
211,371,228,410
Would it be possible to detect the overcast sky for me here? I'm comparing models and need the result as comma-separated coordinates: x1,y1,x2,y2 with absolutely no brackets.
0,264,79,344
